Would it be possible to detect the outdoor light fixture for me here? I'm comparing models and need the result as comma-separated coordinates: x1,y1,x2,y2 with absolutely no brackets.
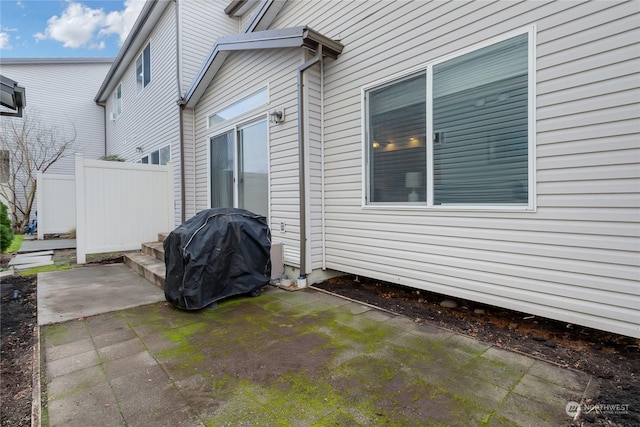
136,146,144,154
1,75,26,117
269,109,285,124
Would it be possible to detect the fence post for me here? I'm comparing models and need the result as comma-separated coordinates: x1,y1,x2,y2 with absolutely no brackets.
166,162,175,229
36,171,44,240
74,154,86,264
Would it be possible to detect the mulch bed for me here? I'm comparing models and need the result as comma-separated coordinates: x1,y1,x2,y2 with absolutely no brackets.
1,273,37,427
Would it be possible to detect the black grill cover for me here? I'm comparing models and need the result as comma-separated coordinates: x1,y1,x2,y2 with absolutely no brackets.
163,208,271,310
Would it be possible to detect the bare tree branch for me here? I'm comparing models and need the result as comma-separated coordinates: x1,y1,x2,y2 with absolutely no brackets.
0,110,76,232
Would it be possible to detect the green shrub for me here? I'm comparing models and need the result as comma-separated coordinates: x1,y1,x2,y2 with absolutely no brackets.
0,202,14,252
100,154,125,162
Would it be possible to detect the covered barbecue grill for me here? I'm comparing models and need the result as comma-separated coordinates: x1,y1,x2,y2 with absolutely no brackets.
163,208,271,310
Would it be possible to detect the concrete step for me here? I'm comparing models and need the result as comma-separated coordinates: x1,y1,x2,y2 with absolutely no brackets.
123,251,165,289
142,241,165,262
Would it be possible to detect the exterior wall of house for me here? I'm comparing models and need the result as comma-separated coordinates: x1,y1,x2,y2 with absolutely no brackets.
266,0,639,336
179,0,238,95
1,59,111,174
306,60,324,270
104,3,181,223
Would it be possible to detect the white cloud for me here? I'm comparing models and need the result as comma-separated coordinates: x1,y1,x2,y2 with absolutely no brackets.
100,0,145,46
34,0,145,50
0,32,11,49
34,2,104,48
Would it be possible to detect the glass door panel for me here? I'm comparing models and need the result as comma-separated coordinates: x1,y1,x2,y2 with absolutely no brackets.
210,130,234,208
238,120,268,216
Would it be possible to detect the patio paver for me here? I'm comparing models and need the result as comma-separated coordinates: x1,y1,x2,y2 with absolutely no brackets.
38,266,597,426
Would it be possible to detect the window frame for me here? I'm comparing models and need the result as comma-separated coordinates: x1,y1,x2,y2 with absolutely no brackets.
112,83,122,119
139,145,170,165
362,27,536,211
136,43,151,93
206,113,271,218
207,86,268,128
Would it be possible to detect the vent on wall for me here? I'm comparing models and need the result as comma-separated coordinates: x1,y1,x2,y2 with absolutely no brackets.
270,242,284,279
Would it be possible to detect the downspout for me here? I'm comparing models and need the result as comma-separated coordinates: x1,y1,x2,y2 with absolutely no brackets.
320,54,326,270
296,45,322,285
175,0,186,223
101,104,108,157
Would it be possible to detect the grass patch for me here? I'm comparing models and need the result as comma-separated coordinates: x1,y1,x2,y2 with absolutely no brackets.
18,264,73,276
5,234,24,253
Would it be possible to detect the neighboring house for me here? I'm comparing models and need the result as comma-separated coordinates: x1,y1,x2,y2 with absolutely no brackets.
98,0,639,337
0,58,112,223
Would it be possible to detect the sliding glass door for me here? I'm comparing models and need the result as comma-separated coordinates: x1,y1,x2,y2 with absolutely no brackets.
210,119,268,216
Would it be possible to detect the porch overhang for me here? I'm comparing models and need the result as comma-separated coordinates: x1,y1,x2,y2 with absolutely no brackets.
181,26,343,109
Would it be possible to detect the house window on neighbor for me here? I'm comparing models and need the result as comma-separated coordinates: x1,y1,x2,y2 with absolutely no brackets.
136,43,151,93
0,150,9,183
112,84,122,118
365,31,531,207
208,87,268,127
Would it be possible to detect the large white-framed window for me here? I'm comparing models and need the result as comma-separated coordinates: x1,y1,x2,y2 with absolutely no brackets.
136,43,151,93
112,83,122,119
209,118,269,217
364,29,534,209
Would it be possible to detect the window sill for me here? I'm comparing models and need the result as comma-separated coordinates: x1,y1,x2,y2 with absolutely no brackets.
361,203,536,213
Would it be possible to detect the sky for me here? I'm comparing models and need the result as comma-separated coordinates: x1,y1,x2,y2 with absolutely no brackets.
0,0,146,58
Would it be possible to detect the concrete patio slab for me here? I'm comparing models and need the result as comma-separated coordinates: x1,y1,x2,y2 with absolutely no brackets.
37,264,164,325
38,266,598,426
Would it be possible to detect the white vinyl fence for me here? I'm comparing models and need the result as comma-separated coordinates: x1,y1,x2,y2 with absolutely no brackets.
36,173,76,238
37,154,174,263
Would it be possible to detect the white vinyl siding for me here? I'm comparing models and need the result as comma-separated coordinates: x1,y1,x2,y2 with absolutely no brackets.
1,60,111,174
179,0,238,94
268,0,639,337
105,4,180,224
306,60,324,270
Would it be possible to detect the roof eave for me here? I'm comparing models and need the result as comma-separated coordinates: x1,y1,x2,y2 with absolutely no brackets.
1,57,114,65
94,0,172,104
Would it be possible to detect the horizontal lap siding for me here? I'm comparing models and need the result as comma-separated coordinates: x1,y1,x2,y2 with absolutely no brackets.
180,0,238,94
272,0,640,336
193,49,303,265
2,62,110,173
105,5,181,224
